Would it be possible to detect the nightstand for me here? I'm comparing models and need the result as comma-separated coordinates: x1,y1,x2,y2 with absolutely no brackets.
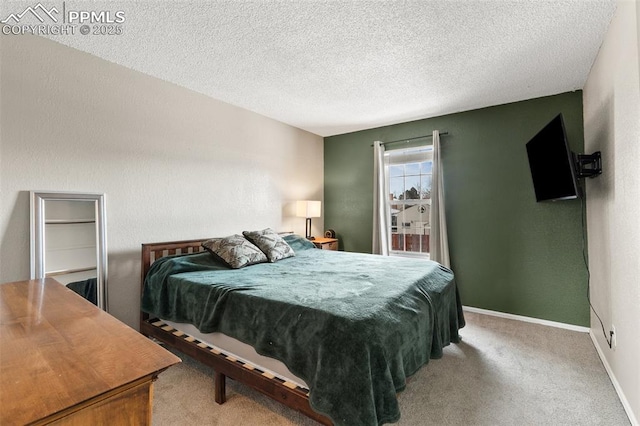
312,237,338,251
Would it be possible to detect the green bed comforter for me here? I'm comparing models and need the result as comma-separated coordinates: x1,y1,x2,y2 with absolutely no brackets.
142,247,464,426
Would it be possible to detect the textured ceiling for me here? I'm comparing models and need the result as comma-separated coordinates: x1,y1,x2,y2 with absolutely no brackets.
5,1,616,136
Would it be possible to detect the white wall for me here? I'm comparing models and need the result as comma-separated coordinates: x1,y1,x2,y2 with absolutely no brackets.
0,35,324,328
583,0,640,423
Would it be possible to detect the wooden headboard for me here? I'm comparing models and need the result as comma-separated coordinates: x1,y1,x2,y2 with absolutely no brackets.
141,239,208,283
141,233,295,284
140,239,208,323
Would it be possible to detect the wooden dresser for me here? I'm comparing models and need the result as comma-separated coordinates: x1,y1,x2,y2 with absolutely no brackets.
0,278,180,426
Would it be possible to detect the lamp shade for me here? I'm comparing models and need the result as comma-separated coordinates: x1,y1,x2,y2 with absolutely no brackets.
296,200,321,218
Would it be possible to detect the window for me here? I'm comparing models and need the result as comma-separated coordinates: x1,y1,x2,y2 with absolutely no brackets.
386,146,433,257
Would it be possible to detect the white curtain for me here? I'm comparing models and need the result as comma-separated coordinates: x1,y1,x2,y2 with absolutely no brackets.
429,130,451,267
372,141,389,255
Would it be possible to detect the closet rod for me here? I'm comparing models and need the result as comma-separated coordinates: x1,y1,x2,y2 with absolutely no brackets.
371,132,449,147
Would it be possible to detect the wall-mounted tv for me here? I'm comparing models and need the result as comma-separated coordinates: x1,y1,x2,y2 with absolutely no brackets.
526,113,580,202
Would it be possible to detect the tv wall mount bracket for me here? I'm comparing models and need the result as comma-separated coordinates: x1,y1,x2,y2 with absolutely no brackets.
575,151,602,178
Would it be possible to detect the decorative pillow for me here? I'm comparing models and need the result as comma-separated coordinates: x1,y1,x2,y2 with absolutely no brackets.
283,233,317,251
202,235,267,269
243,228,295,262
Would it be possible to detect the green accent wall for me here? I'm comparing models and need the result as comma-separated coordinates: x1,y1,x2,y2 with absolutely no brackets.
324,92,589,326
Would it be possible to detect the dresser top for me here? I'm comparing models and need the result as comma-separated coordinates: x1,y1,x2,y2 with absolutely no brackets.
0,278,180,425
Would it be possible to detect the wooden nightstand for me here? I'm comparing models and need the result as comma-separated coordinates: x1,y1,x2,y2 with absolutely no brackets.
312,237,338,251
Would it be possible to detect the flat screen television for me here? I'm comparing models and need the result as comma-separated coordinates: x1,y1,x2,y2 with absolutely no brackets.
526,113,580,202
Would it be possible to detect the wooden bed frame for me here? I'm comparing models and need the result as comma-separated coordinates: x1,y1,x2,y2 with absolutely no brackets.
140,239,332,425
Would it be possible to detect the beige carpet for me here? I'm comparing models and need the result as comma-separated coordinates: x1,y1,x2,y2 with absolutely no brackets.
152,312,630,425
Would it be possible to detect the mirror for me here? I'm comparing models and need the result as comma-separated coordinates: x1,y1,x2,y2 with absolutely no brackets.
30,191,108,310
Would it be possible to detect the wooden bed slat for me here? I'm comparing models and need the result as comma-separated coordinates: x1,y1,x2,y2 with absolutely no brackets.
139,318,328,424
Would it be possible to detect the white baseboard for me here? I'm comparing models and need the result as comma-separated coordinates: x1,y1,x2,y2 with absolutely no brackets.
589,331,639,426
462,305,590,333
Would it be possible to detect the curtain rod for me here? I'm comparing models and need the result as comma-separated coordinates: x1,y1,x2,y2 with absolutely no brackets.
371,132,449,147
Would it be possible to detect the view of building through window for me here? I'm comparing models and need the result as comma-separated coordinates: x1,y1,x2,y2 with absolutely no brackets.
386,147,433,256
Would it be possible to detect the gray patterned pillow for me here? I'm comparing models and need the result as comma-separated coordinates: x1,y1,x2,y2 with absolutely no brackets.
243,228,295,262
202,234,267,269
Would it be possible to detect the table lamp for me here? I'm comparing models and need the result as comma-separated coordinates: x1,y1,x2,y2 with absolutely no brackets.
296,200,321,240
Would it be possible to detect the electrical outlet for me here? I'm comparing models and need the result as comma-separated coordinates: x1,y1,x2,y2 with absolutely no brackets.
611,325,616,349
